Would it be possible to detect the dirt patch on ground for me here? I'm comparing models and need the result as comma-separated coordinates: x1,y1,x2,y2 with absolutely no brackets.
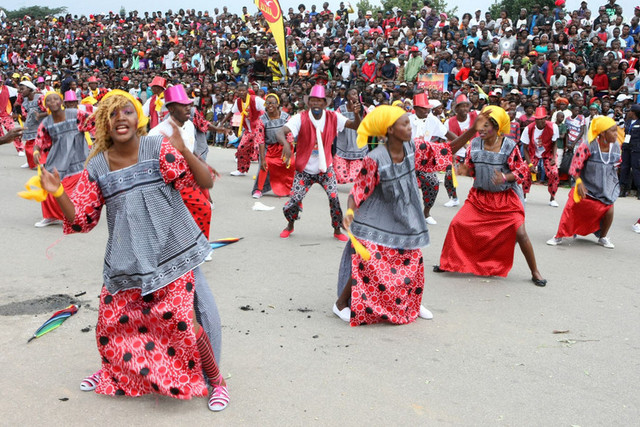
0,294,78,316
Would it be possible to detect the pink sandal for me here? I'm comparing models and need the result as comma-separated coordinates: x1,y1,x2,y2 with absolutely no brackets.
80,370,102,392
208,384,230,412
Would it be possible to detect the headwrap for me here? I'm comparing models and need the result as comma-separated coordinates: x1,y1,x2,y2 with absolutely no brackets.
587,116,616,142
555,97,569,105
265,93,280,104
44,91,64,113
356,105,406,148
101,89,149,129
482,105,510,135
392,100,404,108
81,96,98,105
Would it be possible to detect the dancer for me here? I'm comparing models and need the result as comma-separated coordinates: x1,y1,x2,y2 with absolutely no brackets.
18,80,47,169
63,90,79,109
0,75,22,154
334,106,484,325
546,116,621,249
410,93,457,224
276,85,361,241
436,106,547,287
333,88,368,184
220,84,265,176
521,106,560,206
141,76,168,129
252,93,296,198
84,76,108,102
32,91,95,228
39,90,229,411
619,104,640,199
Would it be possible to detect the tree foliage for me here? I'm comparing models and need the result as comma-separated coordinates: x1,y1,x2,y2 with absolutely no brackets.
356,0,457,17
0,6,67,20
487,0,556,21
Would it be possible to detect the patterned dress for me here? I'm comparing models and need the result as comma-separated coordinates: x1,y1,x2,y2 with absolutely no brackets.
63,136,212,399
333,104,368,184
253,111,296,196
414,138,454,209
439,137,530,277
555,140,621,237
337,141,429,326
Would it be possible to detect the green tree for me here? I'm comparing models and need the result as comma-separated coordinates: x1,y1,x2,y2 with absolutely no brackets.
356,0,379,14
380,0,458,17
487,0,555,21
0,6,67,20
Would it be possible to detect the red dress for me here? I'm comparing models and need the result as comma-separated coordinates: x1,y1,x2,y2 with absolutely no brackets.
63,142,208,399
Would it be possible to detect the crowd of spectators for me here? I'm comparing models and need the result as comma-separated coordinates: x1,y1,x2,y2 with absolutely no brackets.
2,1,640,146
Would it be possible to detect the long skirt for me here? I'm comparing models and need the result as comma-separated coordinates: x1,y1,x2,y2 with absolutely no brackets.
439,188,524,277
333,155,364,184
95,270,208,399
180,186,212,239
338,241,424,326
255,144,295,196
555,187,613,238
41,173,81,220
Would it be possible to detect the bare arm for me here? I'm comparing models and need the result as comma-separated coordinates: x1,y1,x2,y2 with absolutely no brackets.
344,100,363,130
40,168,77,222
275,125,293,165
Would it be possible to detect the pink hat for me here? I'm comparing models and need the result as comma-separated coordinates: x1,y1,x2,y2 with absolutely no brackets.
64,90,77,102
309,85,325,99
36,76,45,83
164,84,192,105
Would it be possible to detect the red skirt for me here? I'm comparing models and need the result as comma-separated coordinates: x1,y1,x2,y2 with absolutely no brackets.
350,241,424,326
24,140,37,169
439,188,525,277
333,155,364,184
41,173,81,220
262,144,295,196
180,186,211,239
556,187,612,238
95,271,208,399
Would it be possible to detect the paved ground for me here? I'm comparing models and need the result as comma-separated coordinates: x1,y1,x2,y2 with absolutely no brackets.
0,142,638,426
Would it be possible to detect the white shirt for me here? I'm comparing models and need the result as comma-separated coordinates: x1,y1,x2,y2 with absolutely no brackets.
410,114,448,142
231,96,266,132
286,110,349,174
446,116,471,157
521,123,559,158
148,116,196,153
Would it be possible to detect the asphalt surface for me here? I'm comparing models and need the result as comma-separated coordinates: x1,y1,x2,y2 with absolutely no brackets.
0,142,638,426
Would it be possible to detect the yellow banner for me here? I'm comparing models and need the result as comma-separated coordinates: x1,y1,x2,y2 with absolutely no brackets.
254,0,287,69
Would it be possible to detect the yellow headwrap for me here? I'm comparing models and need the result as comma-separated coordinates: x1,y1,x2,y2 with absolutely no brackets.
266,93,280,104
44,91,64,114
101,89,149,129
81,96,98,105
587,116,616,143
392,100,404,108
482,105,510,136
356,105,406,148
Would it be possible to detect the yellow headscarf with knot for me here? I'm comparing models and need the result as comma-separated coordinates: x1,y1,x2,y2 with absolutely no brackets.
482,105,510,136
101,89,149,129
587,116,616,143
356,105,406,148
44,91,64,114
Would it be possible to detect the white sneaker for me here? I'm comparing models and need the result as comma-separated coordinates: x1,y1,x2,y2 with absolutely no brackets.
332,303,350,322
230,170,247,176
425,216,437,225
598,237,615,249
418,305,433,320
549,200,559,207
20,162,29,169
443,198,459,207
204,250,213,262
632,223,640,234
34,218,63,228
523,197,527,204
18,151,25,157
546,236,563,246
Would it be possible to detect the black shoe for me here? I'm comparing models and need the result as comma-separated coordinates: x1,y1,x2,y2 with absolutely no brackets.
532,277,547,287
620,189,628,197
433,265,445,273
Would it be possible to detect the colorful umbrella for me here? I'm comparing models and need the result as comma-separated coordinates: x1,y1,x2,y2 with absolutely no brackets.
210,237,243,250
28,304,78,343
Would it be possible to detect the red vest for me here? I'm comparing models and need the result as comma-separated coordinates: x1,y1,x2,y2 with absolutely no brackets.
448,110,478,136
236,95,260,129
149,95,160,128
295,110,338,173
526,121,555,159
0,85,11,116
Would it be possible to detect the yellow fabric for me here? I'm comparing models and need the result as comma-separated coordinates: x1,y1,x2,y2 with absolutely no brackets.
44,91,63,106
391,100,404,108
482,105,510,135
52,184,65,198
17,166,47,202
356,105,406,149
81,96,97,105
237,94,251,137
84,132,93,147
451,163,458,188
347,230,371,261
266,93,280,104
101,89,149,129
573,177,583,203
587,116,616,142
154,91,164,113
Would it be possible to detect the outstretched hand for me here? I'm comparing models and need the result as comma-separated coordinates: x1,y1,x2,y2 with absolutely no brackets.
40,167,61,193
473,110,491,131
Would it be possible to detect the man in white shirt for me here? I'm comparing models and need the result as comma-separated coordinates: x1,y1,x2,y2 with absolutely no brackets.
275,85,361,240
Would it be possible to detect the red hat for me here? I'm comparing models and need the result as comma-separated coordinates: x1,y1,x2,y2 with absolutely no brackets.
589,97,599,105
150,76,167,89
413,93,430,109
555,0,565,6
122,76,130,81
87,76,99,83
410,46,420,52
454,94,470,109
533,107,548,119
